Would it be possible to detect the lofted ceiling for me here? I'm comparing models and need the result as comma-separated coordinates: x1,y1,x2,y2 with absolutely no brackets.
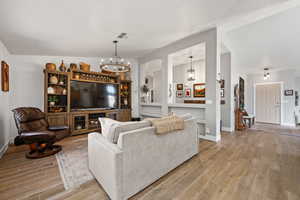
0,0,289,58
224,4,300,74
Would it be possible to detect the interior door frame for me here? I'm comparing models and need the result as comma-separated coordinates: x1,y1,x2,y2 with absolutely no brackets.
254,82,284,125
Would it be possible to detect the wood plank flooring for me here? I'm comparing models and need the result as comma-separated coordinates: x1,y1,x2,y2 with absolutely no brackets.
0,123,300,200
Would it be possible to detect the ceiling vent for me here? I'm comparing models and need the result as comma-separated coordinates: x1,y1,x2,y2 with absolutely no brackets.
117,33,128,39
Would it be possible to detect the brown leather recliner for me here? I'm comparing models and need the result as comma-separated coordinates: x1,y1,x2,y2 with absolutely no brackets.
12,107,70,159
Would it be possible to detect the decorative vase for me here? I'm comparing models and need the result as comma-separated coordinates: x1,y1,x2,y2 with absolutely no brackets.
76,125,82,130
49,75,58,84
59,60,66,72
80,62,90,72
69,63,77,71
46,63,56,71
62,89,67,95
74,74,80,79
119,72,126,80
47,86,55,94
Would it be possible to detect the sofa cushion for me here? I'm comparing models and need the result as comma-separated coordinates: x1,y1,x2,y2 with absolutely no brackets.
99,118,151,143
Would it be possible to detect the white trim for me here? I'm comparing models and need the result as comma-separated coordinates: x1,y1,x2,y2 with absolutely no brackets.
168,104,206,109
254,82,284,125
140,103,162,107
140,112,162,118
0,143,9,159
198,134,220,142
222,126,233,132
281,123,296,127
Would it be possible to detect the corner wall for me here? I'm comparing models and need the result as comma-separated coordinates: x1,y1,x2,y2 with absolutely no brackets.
220,53,232,130
0,40,10,158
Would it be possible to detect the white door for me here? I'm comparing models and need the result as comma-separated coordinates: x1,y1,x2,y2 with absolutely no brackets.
255,83,281,124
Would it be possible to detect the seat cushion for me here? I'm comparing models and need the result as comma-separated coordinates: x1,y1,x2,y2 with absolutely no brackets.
99,118,151,143
20,131,56,144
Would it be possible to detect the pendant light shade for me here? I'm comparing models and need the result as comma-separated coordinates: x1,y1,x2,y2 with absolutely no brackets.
187,56,195,82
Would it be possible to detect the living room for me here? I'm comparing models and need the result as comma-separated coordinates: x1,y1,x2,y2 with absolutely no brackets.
1,1,300,200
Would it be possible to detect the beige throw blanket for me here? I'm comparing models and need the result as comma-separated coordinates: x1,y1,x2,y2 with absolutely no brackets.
145,115,184,135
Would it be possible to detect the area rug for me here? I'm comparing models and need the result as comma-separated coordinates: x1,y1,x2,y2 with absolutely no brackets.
55,137,94,190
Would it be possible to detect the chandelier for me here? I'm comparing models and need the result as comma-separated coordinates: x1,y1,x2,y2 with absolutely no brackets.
187,56,195,81
100,40,131,73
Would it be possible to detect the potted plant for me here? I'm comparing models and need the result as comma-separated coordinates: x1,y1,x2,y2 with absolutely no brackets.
48,96,58,106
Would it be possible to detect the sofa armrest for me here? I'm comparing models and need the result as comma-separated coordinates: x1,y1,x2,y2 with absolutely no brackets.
88,132,123,200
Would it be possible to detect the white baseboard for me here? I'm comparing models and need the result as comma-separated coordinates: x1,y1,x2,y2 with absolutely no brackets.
281,123,296,127
222,127,233,132
199,134,221,142
0,143,9,159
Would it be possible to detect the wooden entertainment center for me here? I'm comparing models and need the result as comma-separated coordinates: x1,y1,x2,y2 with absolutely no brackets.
44,69,132,135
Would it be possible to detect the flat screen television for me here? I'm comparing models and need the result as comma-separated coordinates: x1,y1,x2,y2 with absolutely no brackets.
70,81,119,110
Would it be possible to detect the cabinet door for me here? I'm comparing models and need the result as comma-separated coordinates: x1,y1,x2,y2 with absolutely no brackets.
118,109,132,122
47,113,68,126
71,114,88,134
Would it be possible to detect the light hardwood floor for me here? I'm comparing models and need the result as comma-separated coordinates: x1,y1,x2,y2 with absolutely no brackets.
0,123,300,200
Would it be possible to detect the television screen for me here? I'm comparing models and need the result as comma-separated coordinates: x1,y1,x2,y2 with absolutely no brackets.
71,81,119,110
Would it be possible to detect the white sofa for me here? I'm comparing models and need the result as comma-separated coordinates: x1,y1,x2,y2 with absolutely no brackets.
88,117,199,200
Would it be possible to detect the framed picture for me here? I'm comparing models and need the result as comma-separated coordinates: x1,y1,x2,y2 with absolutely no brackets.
284,89,293,96
176,84,183,91
221,89,225,98
193,83,205,97
1,61,9,92
220,80,225,89
176,90,183,98
185,88,191,97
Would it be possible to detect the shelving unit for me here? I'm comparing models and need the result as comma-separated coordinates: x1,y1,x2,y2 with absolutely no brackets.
44,70,70,127
70,69,119,83
118,80,132,121
44,68,132,135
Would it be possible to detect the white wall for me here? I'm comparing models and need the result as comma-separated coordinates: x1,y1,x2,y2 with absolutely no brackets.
173,60,206,103
140,59,162,104
0,40,10,157
247,69,297,126
139,28,221,142
8,55,139,140
220,53,231,130
228,47,248,131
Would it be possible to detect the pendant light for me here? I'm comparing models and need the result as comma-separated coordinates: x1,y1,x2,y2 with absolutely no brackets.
187,56,195,82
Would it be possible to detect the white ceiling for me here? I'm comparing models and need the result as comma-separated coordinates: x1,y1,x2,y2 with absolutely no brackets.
0,0,288,58
224,4,300,74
